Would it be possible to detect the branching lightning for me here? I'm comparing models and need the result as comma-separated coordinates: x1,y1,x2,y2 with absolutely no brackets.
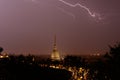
24,0,37,3
58,7,76,20
25,0,103,21
59,0,101,20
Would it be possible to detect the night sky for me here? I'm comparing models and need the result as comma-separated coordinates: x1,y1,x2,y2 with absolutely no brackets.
0,0,120,55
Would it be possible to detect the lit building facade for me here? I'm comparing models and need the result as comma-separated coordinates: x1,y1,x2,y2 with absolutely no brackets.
51,35,61,61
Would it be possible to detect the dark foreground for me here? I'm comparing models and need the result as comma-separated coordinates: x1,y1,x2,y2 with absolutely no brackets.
0,58,72,80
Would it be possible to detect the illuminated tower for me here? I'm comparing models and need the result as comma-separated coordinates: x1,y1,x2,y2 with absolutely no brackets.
51,35,61,61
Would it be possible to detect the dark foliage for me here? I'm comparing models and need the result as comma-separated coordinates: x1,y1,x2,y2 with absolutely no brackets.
0,55,72,80
0,47,3,53
104,42,120,80
63,55,85,68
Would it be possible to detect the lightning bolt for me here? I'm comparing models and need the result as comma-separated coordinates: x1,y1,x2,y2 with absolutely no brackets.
59,0,101,20
24,0,37,3
25,0,103,21
58,7,76,20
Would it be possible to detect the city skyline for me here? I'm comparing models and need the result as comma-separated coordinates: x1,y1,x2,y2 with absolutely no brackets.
0,0,120,55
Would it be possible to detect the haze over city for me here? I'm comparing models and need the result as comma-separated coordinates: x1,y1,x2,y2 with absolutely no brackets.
0,0,120,55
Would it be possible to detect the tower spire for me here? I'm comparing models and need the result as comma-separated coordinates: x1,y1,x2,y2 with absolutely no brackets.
53,34,57,50
51,35,61,61
54,35,56,46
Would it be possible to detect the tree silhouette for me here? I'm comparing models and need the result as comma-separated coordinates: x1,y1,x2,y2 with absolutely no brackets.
0,47,3,53
104,42,120,80
105,42,120,65
63,55,83,68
